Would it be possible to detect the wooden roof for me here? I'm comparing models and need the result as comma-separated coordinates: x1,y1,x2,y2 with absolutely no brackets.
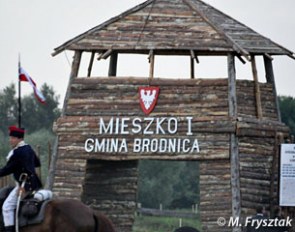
52,0,294,58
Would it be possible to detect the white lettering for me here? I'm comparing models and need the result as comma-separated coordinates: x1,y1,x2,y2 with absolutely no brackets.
132,118,142,134
115,117,120,134
167,118,178,134
168,139,176,153
119,139,128,152
159,139,167,153
144,118,154,135
121,118,130,134
84,138,128,153
95,138,106,152
228,217,240,227
99,117,114,134
150,139,158,152
156,118,166,134
191,139,200,153
133,138,141,152
131,138,200,154
85,138,94,152
142,138,150,152
186,116,193,135
182,139,190,153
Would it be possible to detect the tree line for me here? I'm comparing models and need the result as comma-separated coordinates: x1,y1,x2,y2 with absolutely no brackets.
1,83,295,209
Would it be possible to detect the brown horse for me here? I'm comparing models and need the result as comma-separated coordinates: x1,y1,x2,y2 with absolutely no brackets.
0,197,116,232
21,199,116,232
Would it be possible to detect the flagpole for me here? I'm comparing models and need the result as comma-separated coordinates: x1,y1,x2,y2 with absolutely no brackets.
18,54,21,128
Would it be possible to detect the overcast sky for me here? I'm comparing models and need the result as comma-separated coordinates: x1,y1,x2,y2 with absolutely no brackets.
0,0,294,107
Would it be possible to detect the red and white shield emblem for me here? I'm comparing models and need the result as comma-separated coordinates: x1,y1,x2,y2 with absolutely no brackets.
138,86,160,115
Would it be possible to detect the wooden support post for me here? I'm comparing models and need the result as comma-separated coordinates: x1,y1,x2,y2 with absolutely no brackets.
228,54,237,117
46,50,82,190
87,51,95,77
228,54,241,232
62,51,82,115
264,55,281,122
190,57,195,79
190,50,196,79
251,55,263,119
149,50,155,79
108,52,118,77
269,132,280,217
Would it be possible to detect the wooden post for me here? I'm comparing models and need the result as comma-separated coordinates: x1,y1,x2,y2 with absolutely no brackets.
263,55,281,122
190,50,196,79
190,57,195,79
149,50,155,79
108,52,118,77
269,132,280,217
228,54,237,117
62,51,82,115
46,51,82,190
228,54,241,232
251,55,263,119
87,51,95,77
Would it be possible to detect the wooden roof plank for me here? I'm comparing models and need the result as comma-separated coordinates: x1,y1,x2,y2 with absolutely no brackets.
52,0,294,58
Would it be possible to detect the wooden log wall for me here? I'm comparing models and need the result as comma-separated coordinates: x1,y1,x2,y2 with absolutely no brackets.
81,160,138,232
53,76,289,232
56,77,233,161
236,80,278,121
200,160,232,232
239,136,275,215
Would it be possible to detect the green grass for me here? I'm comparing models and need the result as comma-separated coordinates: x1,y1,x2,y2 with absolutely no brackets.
132,214,201,232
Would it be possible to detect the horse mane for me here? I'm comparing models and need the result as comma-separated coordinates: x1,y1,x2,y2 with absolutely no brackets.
93,211,116,232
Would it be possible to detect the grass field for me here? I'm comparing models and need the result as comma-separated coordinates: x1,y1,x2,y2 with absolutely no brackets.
132,214,201,232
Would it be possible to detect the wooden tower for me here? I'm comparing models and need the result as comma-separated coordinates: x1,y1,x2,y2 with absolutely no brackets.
50,0,294,231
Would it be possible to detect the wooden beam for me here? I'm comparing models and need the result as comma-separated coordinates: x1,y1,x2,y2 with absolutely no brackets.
190,57,195,79
236,55,246,64
227,54,241,232
87,51,95,77
228,54,237,117
264,53,273,61
264,55,275,84
63,51,82,115
190,50,199,63
149,50,155,79
98,49,112,60
46,50,82,190
269,132,280,217
263,55,281,122
184,0,250,61
108,52,118,77
251,55,263,119
190,50,200,79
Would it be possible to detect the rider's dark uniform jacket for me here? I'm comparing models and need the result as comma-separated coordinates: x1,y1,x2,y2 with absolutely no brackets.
0,144,42,192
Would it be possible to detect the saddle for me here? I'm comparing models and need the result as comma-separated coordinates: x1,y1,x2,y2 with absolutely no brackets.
18,198,51,227
0,186,52,228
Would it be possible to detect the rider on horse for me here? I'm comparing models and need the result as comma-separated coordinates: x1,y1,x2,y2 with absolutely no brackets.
0,126,42,232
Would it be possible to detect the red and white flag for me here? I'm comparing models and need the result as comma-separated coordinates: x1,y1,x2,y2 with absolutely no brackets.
19,67,46,104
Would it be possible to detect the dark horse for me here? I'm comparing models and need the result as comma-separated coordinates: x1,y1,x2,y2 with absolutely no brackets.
0,187,115,232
